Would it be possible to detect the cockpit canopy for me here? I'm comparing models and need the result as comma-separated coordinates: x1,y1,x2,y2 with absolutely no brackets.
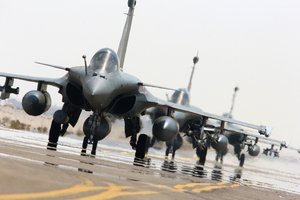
89,48,119,73
170,88,190,105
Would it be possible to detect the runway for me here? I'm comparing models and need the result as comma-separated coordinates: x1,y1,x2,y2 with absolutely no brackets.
0,128,299,200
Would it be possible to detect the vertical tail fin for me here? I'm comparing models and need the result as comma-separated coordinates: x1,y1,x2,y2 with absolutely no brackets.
229,86,239,115
117,0,136,70
187,52,199,92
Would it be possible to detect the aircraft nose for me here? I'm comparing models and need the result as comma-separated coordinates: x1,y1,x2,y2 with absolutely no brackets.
83,77,112,109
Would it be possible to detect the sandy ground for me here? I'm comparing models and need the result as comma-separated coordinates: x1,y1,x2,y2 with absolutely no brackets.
0,104,52,130
0,104,125,138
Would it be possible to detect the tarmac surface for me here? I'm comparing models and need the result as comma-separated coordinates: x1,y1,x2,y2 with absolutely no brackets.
0,128,299,200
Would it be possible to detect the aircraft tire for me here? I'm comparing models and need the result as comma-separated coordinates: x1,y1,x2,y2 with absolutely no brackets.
135,134,149,159
197,146,208,166
239,153,245,167
47,120,61,150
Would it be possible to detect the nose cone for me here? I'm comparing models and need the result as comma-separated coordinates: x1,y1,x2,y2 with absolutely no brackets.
83,77,112,109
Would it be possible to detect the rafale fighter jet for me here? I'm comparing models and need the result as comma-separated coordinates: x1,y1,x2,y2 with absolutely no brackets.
147,54,203,161
212,87,264,167
147,57,243,166
213,87,299,167
0,0,271,159
260,136,300,157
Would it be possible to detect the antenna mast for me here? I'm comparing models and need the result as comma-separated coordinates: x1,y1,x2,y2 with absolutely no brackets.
229,86,239,115
187,52,199,92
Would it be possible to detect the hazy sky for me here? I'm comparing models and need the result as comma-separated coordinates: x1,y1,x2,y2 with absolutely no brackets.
0,0,299,147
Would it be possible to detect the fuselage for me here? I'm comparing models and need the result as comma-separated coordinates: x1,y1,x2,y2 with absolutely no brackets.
169,88,200,128
63,48,141,113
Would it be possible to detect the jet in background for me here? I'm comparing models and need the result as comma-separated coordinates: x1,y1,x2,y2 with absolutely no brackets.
0,0,271,162
146,56,238,167
260,135,300,157
214,87,299,167
147,54,204,161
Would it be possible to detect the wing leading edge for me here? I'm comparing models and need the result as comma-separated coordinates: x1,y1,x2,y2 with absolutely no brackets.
142,90,271,137
0,72,65,88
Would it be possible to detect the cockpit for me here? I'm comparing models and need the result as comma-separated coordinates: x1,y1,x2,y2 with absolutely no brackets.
170,88,190,105
89,48,119,73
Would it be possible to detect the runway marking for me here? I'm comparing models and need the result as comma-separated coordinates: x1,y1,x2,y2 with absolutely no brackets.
174,183,209,192
150,181,240,194
192,182,235,193
0,179,104,200
0,179,158,200
148,184,179,192
76,183,157,200
230,183,240,188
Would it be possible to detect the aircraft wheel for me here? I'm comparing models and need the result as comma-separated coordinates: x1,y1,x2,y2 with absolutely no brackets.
239,153,245,167
135,134,150,159
196,146,208,166
47,120,61,150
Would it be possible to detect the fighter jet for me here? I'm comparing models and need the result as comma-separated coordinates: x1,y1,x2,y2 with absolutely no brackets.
147,54,202,161
0,0,270,160
146,56,251,167
213,87,299,167
260,136,300,157
210,87,263,166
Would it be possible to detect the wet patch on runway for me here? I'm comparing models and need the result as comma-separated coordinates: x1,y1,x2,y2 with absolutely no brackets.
0,129,300,196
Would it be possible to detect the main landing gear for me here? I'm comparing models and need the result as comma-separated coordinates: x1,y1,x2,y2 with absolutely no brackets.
81,113,111,157
124,116,141,150
134,134,151,166
234,145,245,167
47,103,81,151
165,134,183,160
124,116,151,165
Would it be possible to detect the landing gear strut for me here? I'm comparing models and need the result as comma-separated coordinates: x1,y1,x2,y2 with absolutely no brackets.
215,152,224,164
239,153,245,167
47,103,81,150
165,134,183,160
124,116,141,150
81,113,111,157
234,145,245,167
196,146,208,166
